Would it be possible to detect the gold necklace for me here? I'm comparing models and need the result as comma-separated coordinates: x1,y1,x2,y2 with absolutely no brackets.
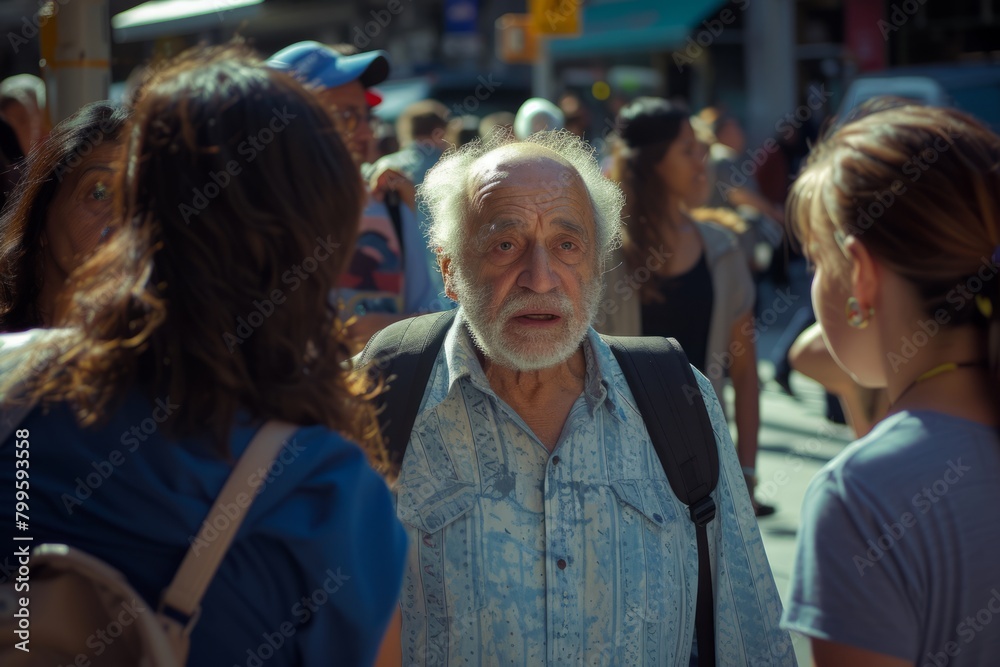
891,361,985,407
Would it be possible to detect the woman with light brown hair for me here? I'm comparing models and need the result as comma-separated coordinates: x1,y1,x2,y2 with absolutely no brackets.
0,44,406,666
782,100,1000,666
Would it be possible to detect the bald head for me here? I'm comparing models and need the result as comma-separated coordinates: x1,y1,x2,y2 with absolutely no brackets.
421,130,624,273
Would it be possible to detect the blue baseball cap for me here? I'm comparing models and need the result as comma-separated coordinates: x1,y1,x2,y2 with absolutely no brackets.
267,41,390,92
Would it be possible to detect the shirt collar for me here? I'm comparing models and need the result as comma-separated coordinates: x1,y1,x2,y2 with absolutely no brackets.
442,309,629,424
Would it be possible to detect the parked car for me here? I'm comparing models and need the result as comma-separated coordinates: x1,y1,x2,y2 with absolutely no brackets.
838,61,1000,129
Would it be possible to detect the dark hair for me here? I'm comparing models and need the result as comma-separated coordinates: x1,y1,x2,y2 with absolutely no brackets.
610,97,689,302
0,101,131,332
17,44,381,464
399,100,449,143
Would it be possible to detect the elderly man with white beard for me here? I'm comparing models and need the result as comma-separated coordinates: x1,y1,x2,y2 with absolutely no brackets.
376,131,795,666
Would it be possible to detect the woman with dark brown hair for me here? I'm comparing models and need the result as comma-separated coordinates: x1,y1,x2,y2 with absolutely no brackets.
600,97,768,515
0,101,130,331
0,44,406,666
782,101,1000,666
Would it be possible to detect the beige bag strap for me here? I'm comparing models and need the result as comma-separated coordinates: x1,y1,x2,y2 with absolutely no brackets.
158,420,297,640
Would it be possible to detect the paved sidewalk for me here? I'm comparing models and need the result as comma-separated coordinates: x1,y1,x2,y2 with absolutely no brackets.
734,366,854,665
728,265,858,664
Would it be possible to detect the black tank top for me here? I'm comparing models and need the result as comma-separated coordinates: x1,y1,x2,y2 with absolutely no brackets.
640,253,714,372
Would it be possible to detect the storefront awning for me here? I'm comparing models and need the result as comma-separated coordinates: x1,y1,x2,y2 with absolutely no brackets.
548,0,728,58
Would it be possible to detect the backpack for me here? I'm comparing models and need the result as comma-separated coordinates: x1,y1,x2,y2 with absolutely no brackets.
0,418,297,666
358,310,720,667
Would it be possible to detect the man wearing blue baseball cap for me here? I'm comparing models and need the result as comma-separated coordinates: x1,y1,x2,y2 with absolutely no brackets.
269,41,448,345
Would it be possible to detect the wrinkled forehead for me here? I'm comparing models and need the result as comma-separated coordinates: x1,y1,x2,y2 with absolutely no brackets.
464,144,593,230
468,144,583,191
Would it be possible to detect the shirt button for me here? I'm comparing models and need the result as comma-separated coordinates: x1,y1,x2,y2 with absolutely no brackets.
557,558,567,570
552,456,561,465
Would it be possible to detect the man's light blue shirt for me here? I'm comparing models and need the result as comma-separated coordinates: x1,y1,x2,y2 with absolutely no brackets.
393,311,795,665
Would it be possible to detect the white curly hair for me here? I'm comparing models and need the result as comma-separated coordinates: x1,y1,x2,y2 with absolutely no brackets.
419,128,624,272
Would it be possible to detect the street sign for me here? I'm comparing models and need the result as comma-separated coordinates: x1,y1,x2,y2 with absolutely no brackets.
530,0,581,36
496,13,538,64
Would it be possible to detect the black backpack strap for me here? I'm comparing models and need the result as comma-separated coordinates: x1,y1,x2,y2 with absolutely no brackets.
603,335,719,667
385,190,404,266
358,310,457,472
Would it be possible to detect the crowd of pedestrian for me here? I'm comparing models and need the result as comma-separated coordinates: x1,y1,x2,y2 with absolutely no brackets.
0,36,997,667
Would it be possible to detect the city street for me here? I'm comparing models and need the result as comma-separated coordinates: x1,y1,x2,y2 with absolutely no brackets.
742,368,853,665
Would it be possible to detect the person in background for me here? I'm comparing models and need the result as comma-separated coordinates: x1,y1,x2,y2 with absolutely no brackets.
601,98,772,517
789,321,888,437
0,44,407,667
0,101,130,332
513,97,564,139
0,73,49,155
560,91,591,139
699,106,785,224
782,100,1000,666
268,41,447,348
445,114,480,147
376,99,450,187
374,119,399,160
478,110,514,138
688,115,756,269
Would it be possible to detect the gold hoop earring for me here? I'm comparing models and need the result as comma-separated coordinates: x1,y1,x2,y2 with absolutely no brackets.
845,297,873,329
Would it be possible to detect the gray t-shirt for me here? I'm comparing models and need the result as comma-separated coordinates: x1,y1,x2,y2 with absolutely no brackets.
782,410,1000,664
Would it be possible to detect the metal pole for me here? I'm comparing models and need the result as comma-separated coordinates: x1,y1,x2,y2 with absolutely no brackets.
745,0,795,149
532,36,553,100
41,0,110,125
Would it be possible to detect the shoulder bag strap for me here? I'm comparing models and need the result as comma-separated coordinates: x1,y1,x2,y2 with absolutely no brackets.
158,420,298,655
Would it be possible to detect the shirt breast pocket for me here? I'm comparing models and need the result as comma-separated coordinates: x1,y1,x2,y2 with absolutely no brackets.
609,478,684,624
396,474,487,619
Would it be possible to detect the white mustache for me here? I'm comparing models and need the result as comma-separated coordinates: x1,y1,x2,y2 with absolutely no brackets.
497,291,574,320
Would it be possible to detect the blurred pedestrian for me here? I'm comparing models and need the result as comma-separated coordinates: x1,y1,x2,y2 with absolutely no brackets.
478,110,514,138
789,322,888,437
0,43,407,667
378,99,450,186
374,120,399,160
601,97,773,516
513,97,564,139
0,101,130,332
268,41,447,348
782,100,1000,665
0,73,49,154
559,91,591,139
698,106,785,235
444,114,480,147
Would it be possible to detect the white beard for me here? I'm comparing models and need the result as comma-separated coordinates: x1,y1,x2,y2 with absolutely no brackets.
453,264,603,372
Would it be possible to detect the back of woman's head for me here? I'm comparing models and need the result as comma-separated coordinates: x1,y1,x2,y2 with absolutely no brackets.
789,100,1000,359
25,43,376,462
0,101,130,331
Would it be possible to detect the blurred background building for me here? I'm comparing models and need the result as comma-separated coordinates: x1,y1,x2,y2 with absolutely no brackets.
0,0,997,144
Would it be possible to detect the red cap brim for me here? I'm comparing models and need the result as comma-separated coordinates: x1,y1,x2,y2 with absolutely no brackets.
366,89,382,107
